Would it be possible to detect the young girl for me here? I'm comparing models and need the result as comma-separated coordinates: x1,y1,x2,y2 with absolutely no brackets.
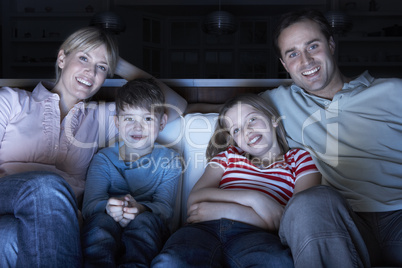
152,94,321,267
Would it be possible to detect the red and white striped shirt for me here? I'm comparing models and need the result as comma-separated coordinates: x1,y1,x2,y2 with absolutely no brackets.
209,146,319,205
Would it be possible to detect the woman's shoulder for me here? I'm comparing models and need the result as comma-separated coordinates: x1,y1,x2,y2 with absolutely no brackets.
0,86,31,99
0,87,33,113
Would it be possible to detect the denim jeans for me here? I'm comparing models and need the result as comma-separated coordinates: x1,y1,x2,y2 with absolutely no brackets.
82,211,169,268
279,185,402,268
0,171,82,268
0,215,18,267
152,219,294,268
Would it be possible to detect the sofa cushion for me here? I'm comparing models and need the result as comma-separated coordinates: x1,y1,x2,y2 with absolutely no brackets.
180,113,218,225
156,116,185,232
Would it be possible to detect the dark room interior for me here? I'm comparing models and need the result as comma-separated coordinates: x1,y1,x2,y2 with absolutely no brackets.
1,0,401,79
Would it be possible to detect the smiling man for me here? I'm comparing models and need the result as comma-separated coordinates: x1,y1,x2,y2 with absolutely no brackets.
259,8,402,268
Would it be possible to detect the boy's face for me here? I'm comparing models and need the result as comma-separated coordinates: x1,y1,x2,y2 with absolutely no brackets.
115,106,167,154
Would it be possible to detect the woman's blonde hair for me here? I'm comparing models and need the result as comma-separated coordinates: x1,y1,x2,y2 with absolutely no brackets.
55,26,119,83
206,94,289,161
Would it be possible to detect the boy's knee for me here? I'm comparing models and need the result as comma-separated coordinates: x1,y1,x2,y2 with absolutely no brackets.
152,251,187,268
84,213,119,234
134,211,164,228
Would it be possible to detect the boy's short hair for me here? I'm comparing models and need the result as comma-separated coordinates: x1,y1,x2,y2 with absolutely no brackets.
115,78,165,117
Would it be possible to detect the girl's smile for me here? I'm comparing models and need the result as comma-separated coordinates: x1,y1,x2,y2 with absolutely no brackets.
224,103,282,162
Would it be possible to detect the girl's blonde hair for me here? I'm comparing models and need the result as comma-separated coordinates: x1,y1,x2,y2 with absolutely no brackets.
55,26,119,83
206,94,289,161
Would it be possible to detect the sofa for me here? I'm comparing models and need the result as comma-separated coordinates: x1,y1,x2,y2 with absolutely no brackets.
1,78,389,267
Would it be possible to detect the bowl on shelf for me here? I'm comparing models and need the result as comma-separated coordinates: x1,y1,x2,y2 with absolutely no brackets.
24,7,35,13
383,25,402,36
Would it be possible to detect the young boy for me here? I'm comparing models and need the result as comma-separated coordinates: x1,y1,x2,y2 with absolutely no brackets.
81,78,182,267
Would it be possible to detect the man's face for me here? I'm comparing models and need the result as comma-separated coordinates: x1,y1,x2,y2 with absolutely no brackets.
278,19,338,96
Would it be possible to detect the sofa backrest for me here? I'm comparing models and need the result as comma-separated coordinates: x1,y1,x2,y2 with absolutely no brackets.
157,113,218,230
156,115,184,231
180,113,218,225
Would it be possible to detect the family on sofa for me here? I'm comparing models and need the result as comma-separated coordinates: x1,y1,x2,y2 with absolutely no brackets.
0,8,401,268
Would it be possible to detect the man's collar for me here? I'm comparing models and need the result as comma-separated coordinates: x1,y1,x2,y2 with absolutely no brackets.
345,70,374,88
289,70,374,93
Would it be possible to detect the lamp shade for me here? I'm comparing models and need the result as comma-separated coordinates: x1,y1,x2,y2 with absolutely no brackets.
325,10,352,34
202,10,237,35
90,11,126,34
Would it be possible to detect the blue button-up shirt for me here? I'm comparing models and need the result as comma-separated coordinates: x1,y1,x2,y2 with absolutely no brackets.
261,71,402,212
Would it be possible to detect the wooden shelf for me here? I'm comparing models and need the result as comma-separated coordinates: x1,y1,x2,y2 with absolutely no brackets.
339,37,402,42
11,38,64,43
346,11,402,17
339,62,402,66
10,12,94,18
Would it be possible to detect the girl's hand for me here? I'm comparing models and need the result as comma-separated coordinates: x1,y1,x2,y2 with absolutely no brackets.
246,192,284,231
187,202,231,223
187,201,277,231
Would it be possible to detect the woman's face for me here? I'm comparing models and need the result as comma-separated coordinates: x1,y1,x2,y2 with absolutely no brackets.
56,44,109,102
224,103,281,160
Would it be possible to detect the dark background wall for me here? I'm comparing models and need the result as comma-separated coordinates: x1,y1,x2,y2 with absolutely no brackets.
1,0,401,79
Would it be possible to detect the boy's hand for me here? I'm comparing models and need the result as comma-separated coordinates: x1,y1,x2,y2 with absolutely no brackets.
106,197,126,222
118,194,147,228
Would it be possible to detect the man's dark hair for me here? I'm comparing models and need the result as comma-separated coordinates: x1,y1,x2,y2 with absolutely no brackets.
272,9,333,59
115,78,165,117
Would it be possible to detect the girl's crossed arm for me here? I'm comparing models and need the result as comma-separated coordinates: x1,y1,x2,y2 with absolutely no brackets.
187,163,284,231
